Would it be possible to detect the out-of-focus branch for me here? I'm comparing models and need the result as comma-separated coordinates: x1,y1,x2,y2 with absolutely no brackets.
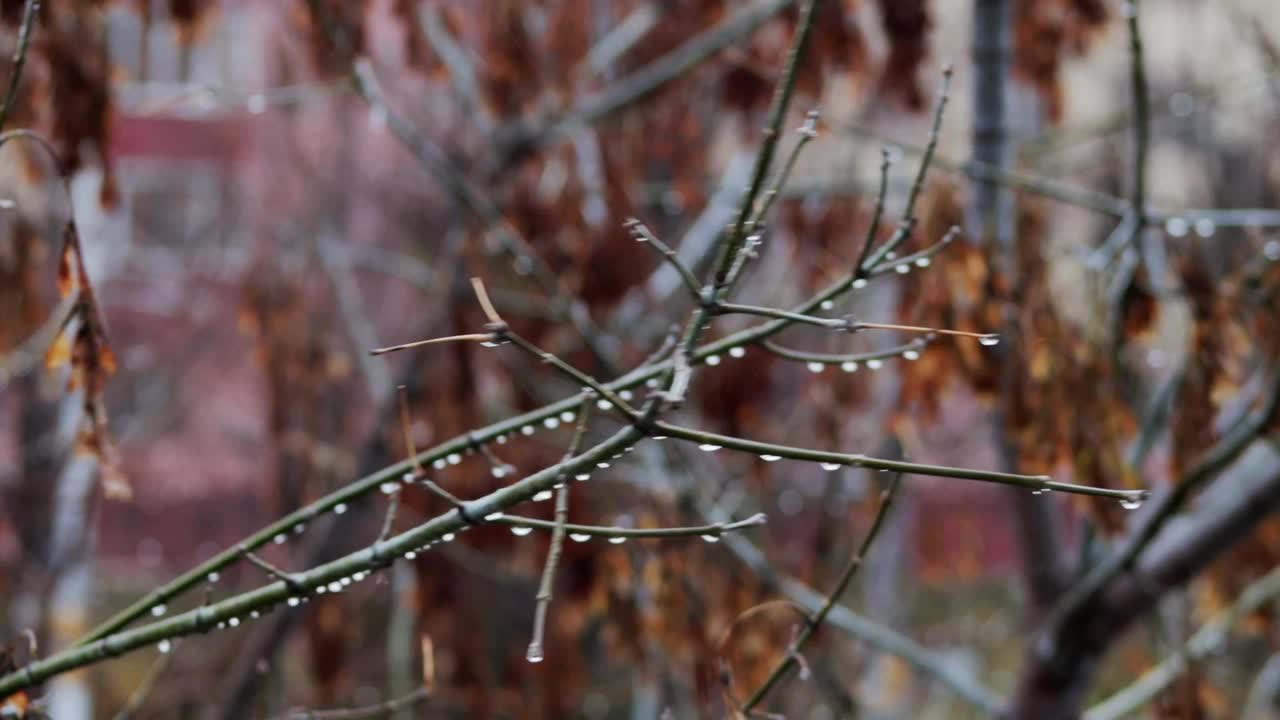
0,0,40,130
267,687,431,720
1085,563,1280,720
305,0,621,372
1126,0,1150,231
1012,436,1280,718
496,0,799,158
0,292,77,390
841,121,1280,228
1049,371,1280,628
415,3,490,131
583,2,657,75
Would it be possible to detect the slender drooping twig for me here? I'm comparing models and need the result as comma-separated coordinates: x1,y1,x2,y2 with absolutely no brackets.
111,640,176,720
761,337,932,367
741,474,902,711
377,490,401,544
527,396,592,664
0,0,40,131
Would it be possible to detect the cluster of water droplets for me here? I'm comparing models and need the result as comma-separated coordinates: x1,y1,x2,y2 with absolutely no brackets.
1164,216,1217,239
702,345,752,368
800,347,919,375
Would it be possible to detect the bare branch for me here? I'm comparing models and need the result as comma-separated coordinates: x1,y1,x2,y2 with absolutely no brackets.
526,397,593,663
742,473,902,711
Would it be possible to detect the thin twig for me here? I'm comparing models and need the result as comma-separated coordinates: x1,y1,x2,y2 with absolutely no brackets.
496,513,767,540
1127,0,1149,230
654,420,1148,501
713,302,844,329
712,0,823,295
397,385,423,477
527,396,592,663
469,276,502,325
854,322,997,342
851,148,893,274
627,219,701,301
242,551,301,591
111,640,175,720
377,491,401,544
866,225,961,275
761,337,932,367
0,0,40,131
268,687,431,720
862,65,953,270
470,277,640,419
369,333,493,356
742,474,902,711
749,109,821,227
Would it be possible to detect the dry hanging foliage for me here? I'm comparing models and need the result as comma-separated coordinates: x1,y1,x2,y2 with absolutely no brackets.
0,130,128,499
51,220,129,499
